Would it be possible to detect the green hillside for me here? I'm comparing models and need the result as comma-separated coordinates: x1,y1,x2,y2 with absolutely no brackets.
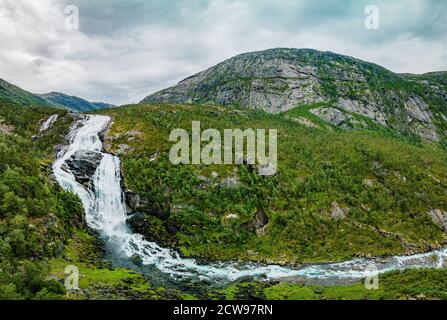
0,78,113,112
0,102,84,299
100,103,447,265
0,79,51,107
1,100,446,300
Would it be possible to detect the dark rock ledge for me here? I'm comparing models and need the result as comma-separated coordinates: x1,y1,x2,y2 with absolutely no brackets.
63,150,103,188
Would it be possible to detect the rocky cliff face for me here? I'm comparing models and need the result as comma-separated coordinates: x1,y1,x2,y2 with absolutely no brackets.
142,48,447,142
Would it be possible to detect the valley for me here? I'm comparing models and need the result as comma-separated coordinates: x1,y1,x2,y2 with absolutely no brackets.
1,48,447,300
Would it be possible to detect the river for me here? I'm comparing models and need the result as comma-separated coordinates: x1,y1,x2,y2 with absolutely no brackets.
52,114,447,285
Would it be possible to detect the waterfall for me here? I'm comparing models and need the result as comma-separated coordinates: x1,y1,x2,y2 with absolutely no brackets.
53,115,447,284
40,114,59,132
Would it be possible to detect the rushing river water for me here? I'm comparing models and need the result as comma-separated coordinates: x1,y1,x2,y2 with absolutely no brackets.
53,115,447,284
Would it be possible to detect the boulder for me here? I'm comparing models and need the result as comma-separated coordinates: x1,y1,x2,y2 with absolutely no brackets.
254,210,269,230
0,123,14,135
331,201,349,220
126,212,147,233
245,211,269,237
363,179,374,188
64,150,103,188
130,253,143,266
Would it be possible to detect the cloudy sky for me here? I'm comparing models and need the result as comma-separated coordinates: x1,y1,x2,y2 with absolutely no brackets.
0,0,446,105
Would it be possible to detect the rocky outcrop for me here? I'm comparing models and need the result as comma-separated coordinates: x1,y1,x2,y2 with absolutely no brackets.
428,209,447,232
130,253,143,266
244,211,269,237
143,49,326,113
142,48,447,142
125,191,165,217
285,115,319,128
310,107,352,127
331,201,349,220
336,98,387,126
0,123,14,135
63,150,103,188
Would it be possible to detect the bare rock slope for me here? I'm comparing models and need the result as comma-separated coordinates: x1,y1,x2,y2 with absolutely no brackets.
142,48,447,141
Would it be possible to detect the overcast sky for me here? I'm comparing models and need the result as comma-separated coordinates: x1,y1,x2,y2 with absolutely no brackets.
0,0,446,105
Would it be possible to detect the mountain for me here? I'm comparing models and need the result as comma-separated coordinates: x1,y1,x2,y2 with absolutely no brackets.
0,77,114,112
38,92,115,112
0,78,51,106
142,48,447,142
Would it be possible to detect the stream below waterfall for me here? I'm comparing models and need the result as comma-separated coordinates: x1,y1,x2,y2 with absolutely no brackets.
52,114,447,286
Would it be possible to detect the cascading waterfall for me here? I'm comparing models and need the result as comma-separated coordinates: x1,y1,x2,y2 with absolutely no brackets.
40,114,58,132
53,115,447,284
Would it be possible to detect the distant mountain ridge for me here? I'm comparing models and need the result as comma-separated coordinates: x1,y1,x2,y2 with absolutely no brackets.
0,78,114,112
0,78,51,106
38,92,115,112
142,48,447,142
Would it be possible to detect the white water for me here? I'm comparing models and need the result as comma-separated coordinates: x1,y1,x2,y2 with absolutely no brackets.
40,114,58,132
53,115,447,283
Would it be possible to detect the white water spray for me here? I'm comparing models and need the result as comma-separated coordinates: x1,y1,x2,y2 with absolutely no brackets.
53,115,447,283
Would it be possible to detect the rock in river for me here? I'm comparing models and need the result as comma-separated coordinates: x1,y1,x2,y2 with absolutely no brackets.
63,150,103,188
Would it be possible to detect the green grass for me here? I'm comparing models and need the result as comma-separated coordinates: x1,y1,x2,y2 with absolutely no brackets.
49,259,150,291
215,269,447,300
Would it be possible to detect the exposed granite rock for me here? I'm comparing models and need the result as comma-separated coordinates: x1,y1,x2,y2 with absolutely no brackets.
117,143,133,155
0,123,14,135
411,123,439,142
243,211,269,238
125,130,143,142
256,225,268,238
404,96,433,123
142,48,447,142
428,209,447,232
143,49,327,113
63,150,103,188
331,201,349,220
285,115,319,128
125,191,164,218
257,163,278,177
336,98,387,126
310,107,352,127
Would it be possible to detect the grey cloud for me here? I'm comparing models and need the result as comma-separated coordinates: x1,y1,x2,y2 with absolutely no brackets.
0,0,446,105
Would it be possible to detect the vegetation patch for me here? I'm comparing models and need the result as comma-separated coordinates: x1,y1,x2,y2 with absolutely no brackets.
99,103,447,265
